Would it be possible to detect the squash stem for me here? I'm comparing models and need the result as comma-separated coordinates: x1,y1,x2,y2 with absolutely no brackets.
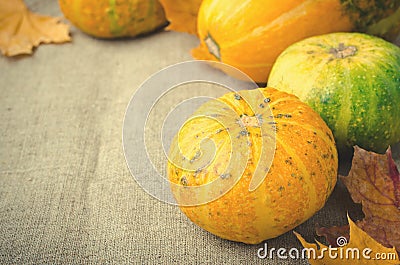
329,43,357,59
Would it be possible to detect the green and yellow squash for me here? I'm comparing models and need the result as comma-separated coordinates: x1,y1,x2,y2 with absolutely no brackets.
269,32,400,155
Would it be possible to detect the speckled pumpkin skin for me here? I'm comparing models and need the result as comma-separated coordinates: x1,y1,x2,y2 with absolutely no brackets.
167,87,338,244
59,0,168,38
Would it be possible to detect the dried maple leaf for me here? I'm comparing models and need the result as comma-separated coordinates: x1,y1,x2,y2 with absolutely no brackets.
340,146,400,252
158,0,202,35
295,216,399,264
303,146,400,263
0,0,70,56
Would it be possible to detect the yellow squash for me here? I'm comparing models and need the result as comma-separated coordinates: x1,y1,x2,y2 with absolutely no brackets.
167,87,338,244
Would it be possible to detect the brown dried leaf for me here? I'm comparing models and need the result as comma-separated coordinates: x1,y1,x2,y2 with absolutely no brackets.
0,0,70,56
309,146,400,261
316,224,350,247
340,146,400,251
295,216,399,264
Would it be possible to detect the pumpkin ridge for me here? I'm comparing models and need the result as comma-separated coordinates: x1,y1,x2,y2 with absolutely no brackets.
278,120,337,149
275,137,317,212
147,0,156,30
331,65,352,148
176,126,232,184
71,0,82,32
277,120,337,200
222,0,316,49
267,96,301,108
217,94,255,116
203,136,231,184
201,0,218,23
147,0,155,16
216,0,252,25
108,0,121,35
346,60,400,150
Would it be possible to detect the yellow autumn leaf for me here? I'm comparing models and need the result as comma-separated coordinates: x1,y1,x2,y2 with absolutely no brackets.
158,0,203,35
295,216,399,264
0,0,71,56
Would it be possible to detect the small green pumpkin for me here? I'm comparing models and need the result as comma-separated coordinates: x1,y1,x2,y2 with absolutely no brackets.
269,32,400,154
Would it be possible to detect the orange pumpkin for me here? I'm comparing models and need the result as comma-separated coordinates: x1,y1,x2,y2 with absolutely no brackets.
192,0,400,83
58,0,168,38
167,87,338,244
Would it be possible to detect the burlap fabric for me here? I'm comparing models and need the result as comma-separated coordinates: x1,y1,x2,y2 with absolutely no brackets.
1,1,399,264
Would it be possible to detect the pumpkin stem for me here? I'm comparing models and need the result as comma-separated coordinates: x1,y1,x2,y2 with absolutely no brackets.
205,33,221,60
329,43,357,59
240,114,260,127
